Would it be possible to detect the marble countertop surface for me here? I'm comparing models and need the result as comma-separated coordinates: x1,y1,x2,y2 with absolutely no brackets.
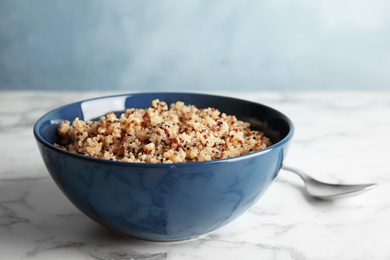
0,90,388,260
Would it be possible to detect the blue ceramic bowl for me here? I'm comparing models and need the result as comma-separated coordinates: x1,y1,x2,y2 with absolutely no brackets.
33,92,294,241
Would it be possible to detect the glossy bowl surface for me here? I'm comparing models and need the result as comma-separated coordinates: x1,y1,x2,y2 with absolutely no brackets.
33,92,294,241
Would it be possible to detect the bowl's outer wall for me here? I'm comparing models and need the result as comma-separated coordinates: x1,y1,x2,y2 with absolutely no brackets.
34,93,293,241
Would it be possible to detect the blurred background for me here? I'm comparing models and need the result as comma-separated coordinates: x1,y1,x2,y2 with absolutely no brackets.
1,0,389,91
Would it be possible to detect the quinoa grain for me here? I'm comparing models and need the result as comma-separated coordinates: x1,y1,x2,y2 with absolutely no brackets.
55,100,272,163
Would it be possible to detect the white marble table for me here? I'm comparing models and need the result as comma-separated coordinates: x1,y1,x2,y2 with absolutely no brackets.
0,91,388,260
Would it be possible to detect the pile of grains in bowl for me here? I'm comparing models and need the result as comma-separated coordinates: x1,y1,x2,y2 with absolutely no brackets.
55,99,272,163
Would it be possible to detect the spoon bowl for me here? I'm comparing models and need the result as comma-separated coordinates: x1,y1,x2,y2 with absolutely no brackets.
282,166,377,199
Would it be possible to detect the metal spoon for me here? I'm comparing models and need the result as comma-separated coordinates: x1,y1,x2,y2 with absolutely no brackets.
281,166,377,199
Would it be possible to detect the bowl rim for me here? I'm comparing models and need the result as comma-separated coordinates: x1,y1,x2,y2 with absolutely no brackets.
33,92,294,168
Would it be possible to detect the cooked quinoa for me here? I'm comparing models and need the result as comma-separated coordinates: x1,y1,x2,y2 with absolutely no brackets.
55,99,272,163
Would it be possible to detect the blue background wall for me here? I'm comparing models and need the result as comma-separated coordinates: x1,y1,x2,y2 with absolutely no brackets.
1,0,389,91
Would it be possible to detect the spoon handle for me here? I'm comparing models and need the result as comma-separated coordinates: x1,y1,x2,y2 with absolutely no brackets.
281,165,311,182
281,165,377,199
